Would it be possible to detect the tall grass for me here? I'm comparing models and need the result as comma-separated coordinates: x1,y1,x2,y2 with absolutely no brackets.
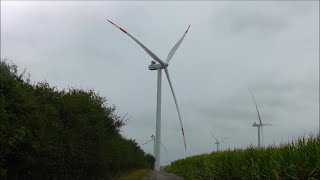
165,135,320,179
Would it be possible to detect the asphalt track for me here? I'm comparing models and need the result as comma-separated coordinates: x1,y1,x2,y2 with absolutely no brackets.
145,171,183,180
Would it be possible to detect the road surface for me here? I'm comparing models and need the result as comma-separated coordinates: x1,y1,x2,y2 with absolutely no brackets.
145,171,183,180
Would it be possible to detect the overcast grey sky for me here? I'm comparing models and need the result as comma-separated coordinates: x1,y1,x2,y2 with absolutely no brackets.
1,1,319,165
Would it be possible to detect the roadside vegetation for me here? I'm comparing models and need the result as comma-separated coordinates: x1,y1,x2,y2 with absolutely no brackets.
165,135,320,179
0,59,154,179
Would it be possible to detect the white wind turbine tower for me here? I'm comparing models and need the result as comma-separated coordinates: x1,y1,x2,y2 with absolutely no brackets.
209,130,228,152
107,20,190,171
249,89,272,148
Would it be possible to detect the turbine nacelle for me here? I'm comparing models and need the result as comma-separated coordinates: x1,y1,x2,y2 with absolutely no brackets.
252,122,262,127
252,122,272,127
148,61,168,70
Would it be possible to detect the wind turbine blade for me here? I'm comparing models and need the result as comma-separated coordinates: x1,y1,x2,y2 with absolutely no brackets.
160,141,168,154
248,88,263,124
141,138,154,146
164,67,186,149
161,141,169,164
263,123,272,126
165,25,191,64
107,20,165,65
220,137,229,143
209,130,219,143
210,138,217,144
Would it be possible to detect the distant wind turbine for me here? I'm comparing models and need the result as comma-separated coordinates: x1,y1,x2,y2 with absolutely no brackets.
141,134,168,164
209,130,228,152
108,20,190,171
249,88,272,148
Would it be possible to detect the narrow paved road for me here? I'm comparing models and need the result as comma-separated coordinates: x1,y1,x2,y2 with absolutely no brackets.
145,171,183,180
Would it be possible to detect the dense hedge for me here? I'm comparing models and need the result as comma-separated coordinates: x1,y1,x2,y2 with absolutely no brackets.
0,60,153,179
165,135,320,179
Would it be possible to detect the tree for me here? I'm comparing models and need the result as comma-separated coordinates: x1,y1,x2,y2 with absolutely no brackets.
0,59,151,178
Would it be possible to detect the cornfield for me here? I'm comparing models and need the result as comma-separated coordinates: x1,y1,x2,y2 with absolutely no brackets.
165,135,320,179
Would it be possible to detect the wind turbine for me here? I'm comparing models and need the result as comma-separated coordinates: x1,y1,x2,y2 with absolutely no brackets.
209,130,228,152
107,20,190,171
249,89,272,148
141,134,168,159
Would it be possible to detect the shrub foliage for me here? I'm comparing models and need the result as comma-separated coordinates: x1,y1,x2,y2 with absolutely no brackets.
0,59,153,179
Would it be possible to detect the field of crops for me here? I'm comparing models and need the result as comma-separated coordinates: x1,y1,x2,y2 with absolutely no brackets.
165,135,320,179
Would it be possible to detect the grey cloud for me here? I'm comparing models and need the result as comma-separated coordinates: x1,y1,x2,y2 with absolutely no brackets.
1,1,318,166
211,1,318,36
228,13,287,34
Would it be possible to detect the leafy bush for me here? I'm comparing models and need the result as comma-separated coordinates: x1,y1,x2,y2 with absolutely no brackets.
0,59,151,179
